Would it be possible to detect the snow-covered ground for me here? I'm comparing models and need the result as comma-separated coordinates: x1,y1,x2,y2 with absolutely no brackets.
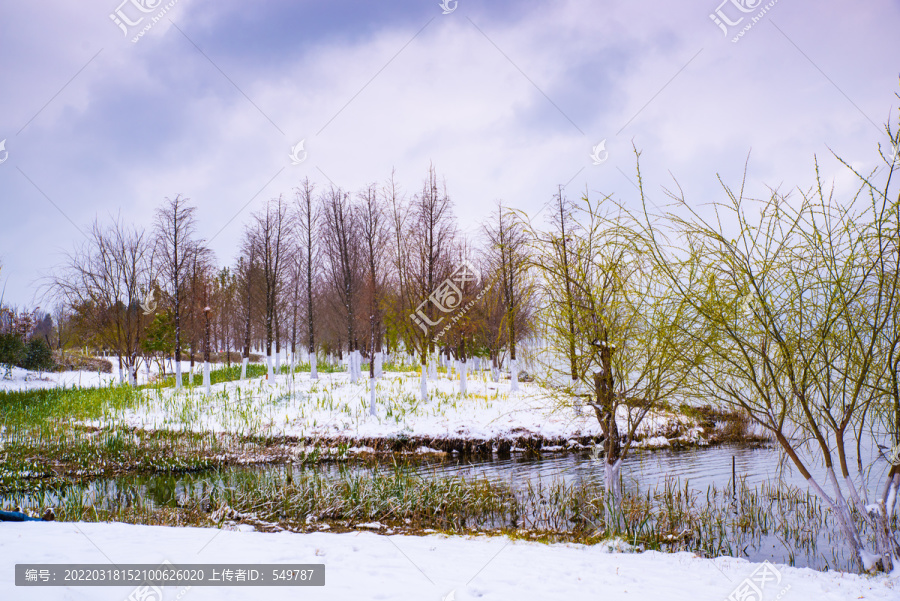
1,358,235,391
0,365,118,391
0,358,711,445
1,521,895,601
1,365,893,598
75,369,702,445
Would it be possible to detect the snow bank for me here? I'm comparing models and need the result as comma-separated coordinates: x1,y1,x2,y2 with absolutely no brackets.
82,371,707,446
0,522,894,600
3,365,723,448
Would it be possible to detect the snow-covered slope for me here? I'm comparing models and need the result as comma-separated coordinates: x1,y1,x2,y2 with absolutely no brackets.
0,521,894,600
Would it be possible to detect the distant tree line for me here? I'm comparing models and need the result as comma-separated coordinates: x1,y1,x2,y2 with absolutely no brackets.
33,165,534,389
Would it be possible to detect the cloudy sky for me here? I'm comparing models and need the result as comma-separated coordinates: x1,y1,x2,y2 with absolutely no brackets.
1,0,898,308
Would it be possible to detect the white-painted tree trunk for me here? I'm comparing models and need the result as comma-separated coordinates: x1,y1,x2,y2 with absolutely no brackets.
429,355,437,380
374,352,383,379
349,352,358,384
459,359,467,395
275,350,281,375
175,360,183,389
510,358,519,392
240,357,248,381
203,361,211,395
369,378,377,416
310,352,318,379
604,458,623,527
883,473,899,519
118,356,124,385
420,365,428,402
267,353,274,381
807,473,865,569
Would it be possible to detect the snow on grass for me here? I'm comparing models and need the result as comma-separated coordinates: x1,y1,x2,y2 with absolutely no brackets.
0,365,117,392
77,370,698,444
0,521,894,600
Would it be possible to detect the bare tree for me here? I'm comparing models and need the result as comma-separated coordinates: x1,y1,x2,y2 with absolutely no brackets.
154,195,202,389
295,178,320,378
383,170,411,362
407,164,457,399
250,196,291,380
52,303,72,352
484,202,533,390
236,241,258,380
55,218,154,385
321,186,361,380
552,187,581,407
359,182,388,381
184,244,214,383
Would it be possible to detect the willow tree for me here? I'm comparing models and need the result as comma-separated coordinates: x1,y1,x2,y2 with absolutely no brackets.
648,143,900,571
529,194,701,509
846,111,900,525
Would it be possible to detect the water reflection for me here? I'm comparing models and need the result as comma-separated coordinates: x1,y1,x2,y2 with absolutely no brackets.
2,443,894,572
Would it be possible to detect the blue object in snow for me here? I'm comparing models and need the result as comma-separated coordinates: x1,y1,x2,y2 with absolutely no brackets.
0,509,45,522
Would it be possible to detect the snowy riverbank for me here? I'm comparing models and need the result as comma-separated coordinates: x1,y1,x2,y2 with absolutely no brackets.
68,369,734,450
0,521,895,600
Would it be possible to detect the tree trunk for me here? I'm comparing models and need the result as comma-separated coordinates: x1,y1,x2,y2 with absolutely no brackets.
420,364,428,402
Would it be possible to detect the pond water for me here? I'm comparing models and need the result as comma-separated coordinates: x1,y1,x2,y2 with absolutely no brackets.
3,442,895,572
